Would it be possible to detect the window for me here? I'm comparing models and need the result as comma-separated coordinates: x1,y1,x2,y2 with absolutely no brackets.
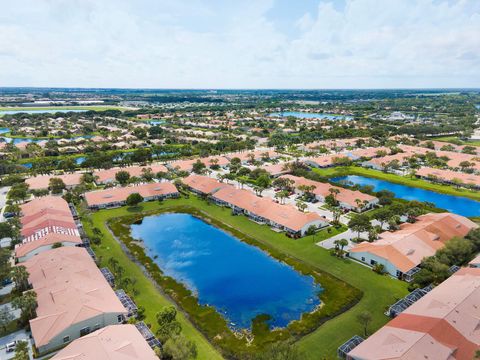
117,315,124,323
93,323,101,331
396,270,403,278
63,336,70,343
80,327,90,336
370,259,377,266
361,257,365,262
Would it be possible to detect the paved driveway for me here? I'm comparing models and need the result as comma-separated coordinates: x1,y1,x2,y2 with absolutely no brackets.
0,186,10,222
0,302,21,320
0,329,32,360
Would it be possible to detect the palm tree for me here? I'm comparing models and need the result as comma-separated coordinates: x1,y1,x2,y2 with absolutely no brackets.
12,291,37,322
11,266,29,292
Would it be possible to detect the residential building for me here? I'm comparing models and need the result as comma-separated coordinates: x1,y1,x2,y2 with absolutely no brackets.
348,267,480,360
51,324,158,360
212,186,328,237
281,175,378,212
303,154,350,168
16,197,82,262
349,213,478,279
416,167,480,188
23,247,127,355
25,173,83,190
85,182,179,209
182,174,229,195
93,164,169,184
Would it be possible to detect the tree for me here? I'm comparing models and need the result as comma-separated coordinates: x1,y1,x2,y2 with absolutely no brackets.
13,340,29,360
11,265,29,292
141,168,154,182
48,177,66,194
256,174,272,189
0,306,14,333
12,291,37,322
126,193,143,207
0,222,14,239
296,200,307,212
459,161,473,171
115,170,131,185
161,334,197,360
356,311,372,336
0,248,12,284
348,214,372,240
156,306,182,342
192,160,206,174
373,208,392,229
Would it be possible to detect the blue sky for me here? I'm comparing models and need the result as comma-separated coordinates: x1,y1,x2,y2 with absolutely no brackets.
0,0,479,88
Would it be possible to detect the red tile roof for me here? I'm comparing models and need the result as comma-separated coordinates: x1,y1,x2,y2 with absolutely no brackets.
85,182,178,207
348,267,480,360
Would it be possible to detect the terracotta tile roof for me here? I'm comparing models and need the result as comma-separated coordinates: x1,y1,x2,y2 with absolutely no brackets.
348,268,480,360
23,247,127,348
51,324,158,360
21,196,71,217
225,150,279,162
212,186,324,232
20,208,72,226
416,167,480,187
303,154,350,167
169,156,230,172
85,182,178,207
25,173,83,190
182,174,230,194
350,213,479,272
93,164,168,184
15,233,82,258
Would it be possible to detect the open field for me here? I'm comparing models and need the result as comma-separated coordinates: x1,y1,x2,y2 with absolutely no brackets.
313,165,480,202
83,195,408,359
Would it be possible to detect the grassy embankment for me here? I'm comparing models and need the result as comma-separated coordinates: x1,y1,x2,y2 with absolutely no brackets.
313,165,480,202
83,196,407,359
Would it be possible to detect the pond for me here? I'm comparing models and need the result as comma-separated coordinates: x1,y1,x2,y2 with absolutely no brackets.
332,175,480,217
269,112,353,120
0,109,88,115
131,213,322,329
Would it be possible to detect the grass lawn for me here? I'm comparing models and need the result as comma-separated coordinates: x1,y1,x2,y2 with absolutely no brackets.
312,165,480,202
432,136,480,147
83,196,408,359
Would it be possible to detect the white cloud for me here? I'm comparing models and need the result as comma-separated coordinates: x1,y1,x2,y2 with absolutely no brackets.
0,0,479,88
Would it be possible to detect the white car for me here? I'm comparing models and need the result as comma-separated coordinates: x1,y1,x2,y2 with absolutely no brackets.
5,340,18,352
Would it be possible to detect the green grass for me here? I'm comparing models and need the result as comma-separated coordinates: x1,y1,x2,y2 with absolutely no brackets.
84,196,408,359
313,165,480,202
432,136,480,147
82,205,223,360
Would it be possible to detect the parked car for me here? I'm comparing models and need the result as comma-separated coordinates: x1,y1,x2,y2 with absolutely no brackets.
3,212,14,219
5,340,18,352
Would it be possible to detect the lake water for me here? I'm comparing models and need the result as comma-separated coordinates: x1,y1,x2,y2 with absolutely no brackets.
0,109,88,115
131,213,322,329
269,112,353,120
332,175,480,217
